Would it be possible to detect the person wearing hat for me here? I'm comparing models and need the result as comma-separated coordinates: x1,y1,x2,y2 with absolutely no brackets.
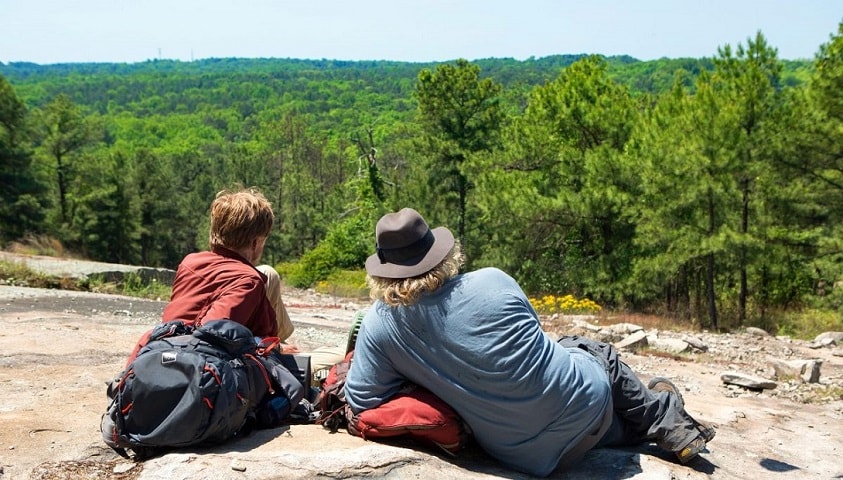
344,208,715,477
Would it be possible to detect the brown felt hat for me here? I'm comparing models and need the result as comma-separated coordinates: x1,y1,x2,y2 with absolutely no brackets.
365,208,455,279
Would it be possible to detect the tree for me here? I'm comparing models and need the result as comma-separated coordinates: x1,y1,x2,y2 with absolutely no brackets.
0,75,47,243
713,32,782,325
414,59,503,255
131,148,195,267
36,94,98,226
483,56,639,303
71,152,141,264
630,75,735,328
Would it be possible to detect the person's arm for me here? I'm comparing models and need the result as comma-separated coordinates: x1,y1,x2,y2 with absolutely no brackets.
202,277,266,331
275,300,294,341
344,321,405,413
256,264,294,341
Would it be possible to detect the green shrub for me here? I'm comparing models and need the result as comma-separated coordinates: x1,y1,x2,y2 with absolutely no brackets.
314,269,369,298
285,212,375,288
772,309,843,340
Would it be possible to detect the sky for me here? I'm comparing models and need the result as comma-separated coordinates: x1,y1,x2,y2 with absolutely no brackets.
1,0,840,65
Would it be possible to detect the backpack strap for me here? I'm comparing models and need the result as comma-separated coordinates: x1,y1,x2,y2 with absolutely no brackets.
148,320,194,342
315,350,355,432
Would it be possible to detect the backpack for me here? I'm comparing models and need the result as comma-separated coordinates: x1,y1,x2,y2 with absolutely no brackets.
316,351,355,432
101,319,305,459
315,350,469,455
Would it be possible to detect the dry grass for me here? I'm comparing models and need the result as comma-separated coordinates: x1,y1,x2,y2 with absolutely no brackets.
6,234,72,258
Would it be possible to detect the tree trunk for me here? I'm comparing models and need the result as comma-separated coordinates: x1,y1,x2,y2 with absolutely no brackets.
739,178,749,325
706,190,719,329
56,152,68,224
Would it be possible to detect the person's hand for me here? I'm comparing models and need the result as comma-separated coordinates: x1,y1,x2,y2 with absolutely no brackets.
280,343,300,354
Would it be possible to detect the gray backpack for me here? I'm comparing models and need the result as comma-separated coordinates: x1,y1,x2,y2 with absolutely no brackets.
101,319,304,459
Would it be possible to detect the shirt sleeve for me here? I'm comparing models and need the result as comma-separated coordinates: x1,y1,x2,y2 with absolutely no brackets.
344,311,406,413
202,277,263,328
274,300,294,341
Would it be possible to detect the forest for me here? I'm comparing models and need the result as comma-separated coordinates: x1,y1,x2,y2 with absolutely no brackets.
1,24,842,334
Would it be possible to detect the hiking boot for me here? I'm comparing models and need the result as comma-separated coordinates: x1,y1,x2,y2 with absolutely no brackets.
648,377,685,405
675,434,708,464
649,377,717,443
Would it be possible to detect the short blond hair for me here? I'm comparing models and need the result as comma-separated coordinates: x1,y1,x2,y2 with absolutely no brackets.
208,188,274,250
367,243,465,307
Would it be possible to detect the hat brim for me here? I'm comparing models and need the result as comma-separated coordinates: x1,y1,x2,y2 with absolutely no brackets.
365,226,455,279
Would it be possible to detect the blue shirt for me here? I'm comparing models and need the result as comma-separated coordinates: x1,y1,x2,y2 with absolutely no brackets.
345,268,611,477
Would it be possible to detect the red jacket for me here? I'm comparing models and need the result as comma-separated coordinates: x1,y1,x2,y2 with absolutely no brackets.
162,247,278,337
127,247,277,365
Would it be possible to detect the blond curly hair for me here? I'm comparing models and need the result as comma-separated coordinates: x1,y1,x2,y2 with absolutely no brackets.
367,243,465,307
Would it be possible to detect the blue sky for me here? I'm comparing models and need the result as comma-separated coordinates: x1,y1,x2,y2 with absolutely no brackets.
1,0,840,64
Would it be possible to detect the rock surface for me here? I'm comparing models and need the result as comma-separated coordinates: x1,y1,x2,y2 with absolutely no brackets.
1,253,842,479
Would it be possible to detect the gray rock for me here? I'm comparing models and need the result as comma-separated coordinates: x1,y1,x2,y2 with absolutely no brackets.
598,323,644,343
615,330,648,352
682,336,709,352
130,427,709,480
720,371,777,390
0,251,175,285
649,337,691,355
605,323,644,335
769,358,823,383
570,318,601,332
745,327,770,337
813,331,843,345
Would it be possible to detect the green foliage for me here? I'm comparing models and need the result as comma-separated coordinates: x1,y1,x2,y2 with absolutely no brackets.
314,269,369,299
0,74,47,243
768,309,843,340
481,56,639,306
283,210,377,288
414,59,504,257
0,260,66,289
80,271,172,300
0,36,840,328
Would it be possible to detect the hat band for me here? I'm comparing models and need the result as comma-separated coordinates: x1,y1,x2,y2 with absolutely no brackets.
376,230,435,265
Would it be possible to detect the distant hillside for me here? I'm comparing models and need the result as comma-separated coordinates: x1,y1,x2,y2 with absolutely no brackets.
0,55,813,114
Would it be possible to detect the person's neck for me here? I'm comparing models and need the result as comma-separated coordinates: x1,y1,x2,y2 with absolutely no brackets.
214,245,255,265
232,247,255,265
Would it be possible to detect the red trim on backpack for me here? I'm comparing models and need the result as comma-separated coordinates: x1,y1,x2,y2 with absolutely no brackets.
204,365,222,385
244,353,275,394
117,368,134,391
256,337,281,356
121,402,133,415
203,397,214,409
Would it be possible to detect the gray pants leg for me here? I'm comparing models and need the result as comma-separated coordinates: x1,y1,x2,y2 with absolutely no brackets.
557,336,699,451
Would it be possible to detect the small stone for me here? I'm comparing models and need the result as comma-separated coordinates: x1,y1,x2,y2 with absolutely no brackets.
113,463,135,474
745,327,770,337
683,336,709,352
615,330,648,352
650,337,690,354
231,461,247,472
721,370,777,390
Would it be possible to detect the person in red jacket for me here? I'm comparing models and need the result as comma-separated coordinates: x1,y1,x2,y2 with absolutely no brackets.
127,188,299,364
162,187,286,340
